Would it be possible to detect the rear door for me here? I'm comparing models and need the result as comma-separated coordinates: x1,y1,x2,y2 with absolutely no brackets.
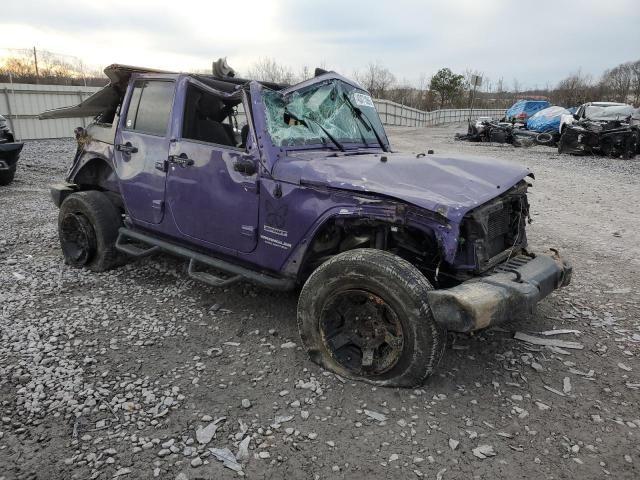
114,78,175,225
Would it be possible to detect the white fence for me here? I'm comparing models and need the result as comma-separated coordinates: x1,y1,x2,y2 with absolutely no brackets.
1,83,506,140
0,83,101,140
373,99,505,127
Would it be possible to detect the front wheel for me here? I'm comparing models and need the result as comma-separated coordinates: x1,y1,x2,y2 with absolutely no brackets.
297,249,446,387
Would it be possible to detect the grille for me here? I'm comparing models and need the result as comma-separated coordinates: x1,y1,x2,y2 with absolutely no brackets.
488,208,510,239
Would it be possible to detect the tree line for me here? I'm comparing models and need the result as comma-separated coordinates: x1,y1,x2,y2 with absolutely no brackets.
0,48,106,86
246,58,640,111
2,49,638,110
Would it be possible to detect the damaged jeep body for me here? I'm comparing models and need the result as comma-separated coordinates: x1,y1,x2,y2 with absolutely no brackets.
42,63,571,386
558,103,639,158
0,114,23,186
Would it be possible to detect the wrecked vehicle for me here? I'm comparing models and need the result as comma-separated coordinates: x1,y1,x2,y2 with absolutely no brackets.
40,62,572,387
0,114,23,186
456,118,549,146
519,106,573,147
559,102,633,132
558,103,639,158
527,106,571,133
504,99,550,124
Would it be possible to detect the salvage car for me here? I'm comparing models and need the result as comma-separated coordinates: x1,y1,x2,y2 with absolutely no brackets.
40,62,572,387
0,114,23,186
456,118,546,147
558,103,639,158
558,102,633,132
504,99,550,124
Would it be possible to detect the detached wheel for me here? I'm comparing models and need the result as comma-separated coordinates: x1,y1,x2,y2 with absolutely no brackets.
0,165,16,186
58,191,123,272
297,249,446,387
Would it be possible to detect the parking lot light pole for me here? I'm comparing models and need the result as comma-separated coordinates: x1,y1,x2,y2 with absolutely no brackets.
468,74,482,123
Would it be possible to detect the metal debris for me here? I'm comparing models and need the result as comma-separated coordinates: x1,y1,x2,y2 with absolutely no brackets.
364,409,387,422
537,329,581,336
236,436,251,461
543,385,566,397
618,362,632,372
568,368,594,377
195,417,226,444
209,447,242,472
514,332,584,350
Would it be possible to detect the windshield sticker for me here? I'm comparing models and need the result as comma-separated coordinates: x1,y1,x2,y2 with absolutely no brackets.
354,93,375,108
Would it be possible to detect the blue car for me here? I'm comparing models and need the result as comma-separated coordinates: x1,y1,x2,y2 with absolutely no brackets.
505,100,551,124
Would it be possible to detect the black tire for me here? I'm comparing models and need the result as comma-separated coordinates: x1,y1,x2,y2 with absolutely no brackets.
557,132,566,154
297,249,446,387
0,165,16,186
58,191,124,272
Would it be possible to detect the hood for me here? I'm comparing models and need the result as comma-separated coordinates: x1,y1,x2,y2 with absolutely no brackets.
272,152,531,222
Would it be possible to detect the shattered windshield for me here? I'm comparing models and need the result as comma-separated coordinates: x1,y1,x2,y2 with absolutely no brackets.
584,105,634,120
262,79,388,149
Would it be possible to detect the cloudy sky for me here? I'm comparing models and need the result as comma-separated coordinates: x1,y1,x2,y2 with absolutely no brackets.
2,0,639,89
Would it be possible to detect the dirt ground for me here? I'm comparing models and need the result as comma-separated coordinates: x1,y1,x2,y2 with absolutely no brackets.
1,125,638,480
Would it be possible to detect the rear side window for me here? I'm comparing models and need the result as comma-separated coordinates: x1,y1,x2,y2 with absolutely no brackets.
125,80,174,136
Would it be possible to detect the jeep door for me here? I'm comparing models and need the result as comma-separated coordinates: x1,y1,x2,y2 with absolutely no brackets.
164,80,259,253
114,78,176,225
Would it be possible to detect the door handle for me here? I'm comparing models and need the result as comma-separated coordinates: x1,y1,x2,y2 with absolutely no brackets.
116,142,138,154
168,153,194,167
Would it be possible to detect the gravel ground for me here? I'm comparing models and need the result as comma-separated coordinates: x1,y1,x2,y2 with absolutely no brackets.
1,126,639,480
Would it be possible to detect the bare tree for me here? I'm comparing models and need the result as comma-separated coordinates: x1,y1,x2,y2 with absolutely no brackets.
602,62,633,103
354,63,396,98
0,48,105,85
553,69,593,106
246,58,296,84
630,60,640,105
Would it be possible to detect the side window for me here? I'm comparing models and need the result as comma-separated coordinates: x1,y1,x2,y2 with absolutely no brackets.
125,80,174,136
181,84,248,148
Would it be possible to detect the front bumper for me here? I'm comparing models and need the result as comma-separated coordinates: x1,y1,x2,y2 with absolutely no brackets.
427,250,572,332
0,142,24,170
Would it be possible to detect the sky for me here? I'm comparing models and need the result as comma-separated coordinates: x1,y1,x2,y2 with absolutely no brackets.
2,0,639,89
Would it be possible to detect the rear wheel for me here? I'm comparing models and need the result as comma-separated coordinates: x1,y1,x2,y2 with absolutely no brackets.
58,191,124,272
0,165,16,186
297,249,446,387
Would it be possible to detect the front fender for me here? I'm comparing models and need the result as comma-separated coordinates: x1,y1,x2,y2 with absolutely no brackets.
280,198,455,277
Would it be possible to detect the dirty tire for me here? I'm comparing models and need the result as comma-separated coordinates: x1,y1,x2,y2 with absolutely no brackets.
58,191,124,272
557,132,567,154
0,165,16,186
297,249,446,387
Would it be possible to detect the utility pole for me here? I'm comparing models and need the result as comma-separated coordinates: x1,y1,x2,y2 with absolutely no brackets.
467,74,482,123
33,46,39,83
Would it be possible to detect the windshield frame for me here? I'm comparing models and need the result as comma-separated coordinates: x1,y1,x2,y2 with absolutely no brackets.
255,73,390,155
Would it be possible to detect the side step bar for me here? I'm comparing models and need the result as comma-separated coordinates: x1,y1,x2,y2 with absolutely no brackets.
115,228,295,291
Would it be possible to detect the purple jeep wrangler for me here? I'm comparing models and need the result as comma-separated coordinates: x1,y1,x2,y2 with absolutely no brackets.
41,63,571,387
